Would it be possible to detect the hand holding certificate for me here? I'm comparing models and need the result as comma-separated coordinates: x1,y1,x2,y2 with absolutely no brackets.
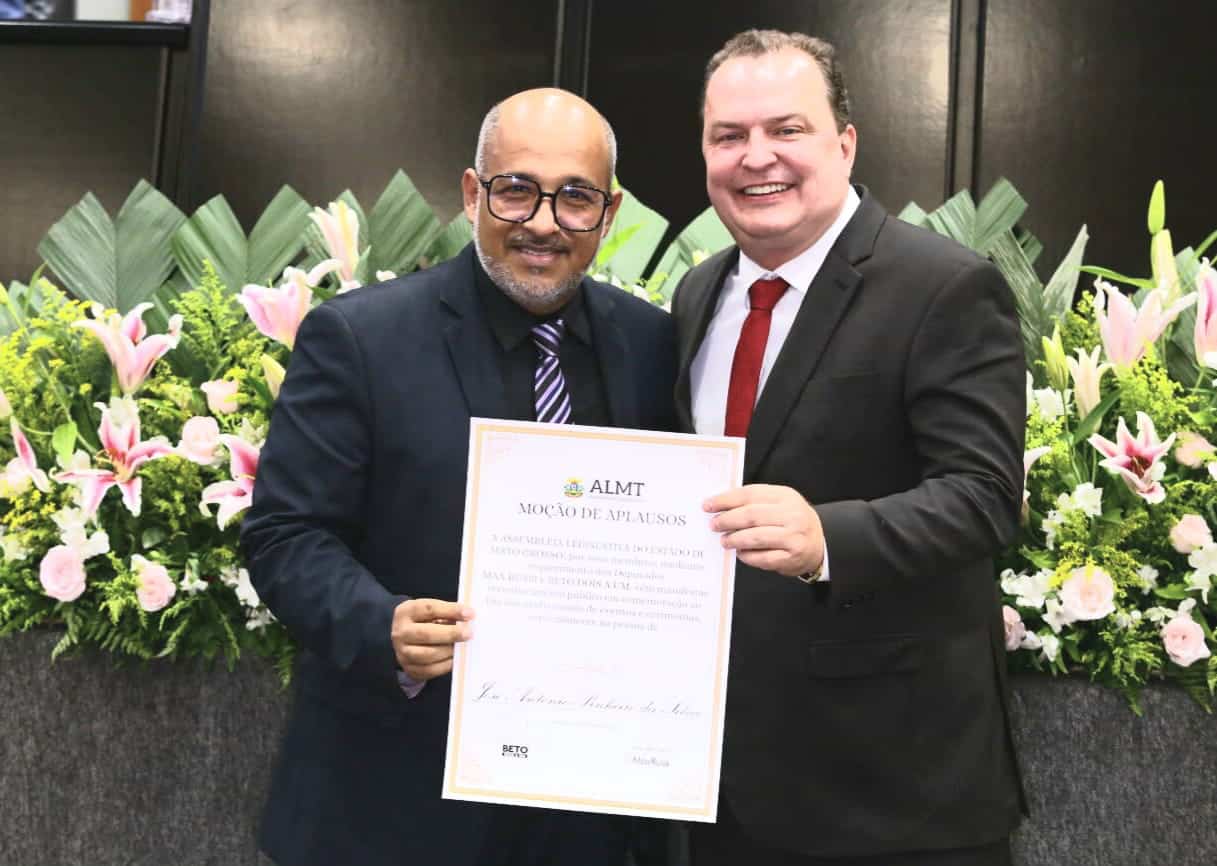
442,419,743,821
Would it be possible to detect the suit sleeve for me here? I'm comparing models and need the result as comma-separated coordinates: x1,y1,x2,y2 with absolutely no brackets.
240,302,406,684
815,259,1026,595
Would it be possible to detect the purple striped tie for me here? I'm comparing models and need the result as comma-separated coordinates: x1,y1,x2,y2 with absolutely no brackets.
532,319,572,424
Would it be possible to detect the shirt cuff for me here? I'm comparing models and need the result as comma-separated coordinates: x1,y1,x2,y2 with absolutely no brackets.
818,545,830,581
397,669,426,699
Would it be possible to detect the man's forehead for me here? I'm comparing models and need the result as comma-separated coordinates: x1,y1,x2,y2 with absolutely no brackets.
484,124,610,184
706,49,827,106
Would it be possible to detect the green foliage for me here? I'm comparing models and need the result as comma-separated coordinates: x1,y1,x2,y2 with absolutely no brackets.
903,179,1083,373
0,269,293,675
999,180,1217,712
172,186,312,299
38,181,186,311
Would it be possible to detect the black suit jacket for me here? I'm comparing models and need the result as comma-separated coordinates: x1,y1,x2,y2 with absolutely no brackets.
241,246,677,866
670,190,1026,858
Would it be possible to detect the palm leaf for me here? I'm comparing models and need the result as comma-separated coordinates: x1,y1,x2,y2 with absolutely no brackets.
1041,225,1088,323
989,231,1048,365
247,186,312,287
924,190,978,249
973,178,1028,256
423,213,473,266
897,202,930,226
172,195,247,294
38,181,184,311
648,206,733,299
594,183,669,285
367,170,442,276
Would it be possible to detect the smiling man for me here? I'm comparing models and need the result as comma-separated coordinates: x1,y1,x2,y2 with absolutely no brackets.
242,88,676,866
670,30,1028,866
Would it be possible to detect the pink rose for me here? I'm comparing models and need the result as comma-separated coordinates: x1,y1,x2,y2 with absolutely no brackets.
1002,605,1026,651
177,416,221,464
1162,616,1212,667
1170,514,1213,554
39,544,86,602
132,554,176,612
1174,431,1215,468
200,379,239,415
1059,565,1116,622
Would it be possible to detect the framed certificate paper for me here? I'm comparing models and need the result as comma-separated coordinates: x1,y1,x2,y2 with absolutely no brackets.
442,419,743,821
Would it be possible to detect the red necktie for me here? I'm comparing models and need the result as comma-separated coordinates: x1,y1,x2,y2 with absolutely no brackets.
724,277,788,437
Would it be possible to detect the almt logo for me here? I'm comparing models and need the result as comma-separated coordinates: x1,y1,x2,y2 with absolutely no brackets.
588,479,646,497
501,744,529,758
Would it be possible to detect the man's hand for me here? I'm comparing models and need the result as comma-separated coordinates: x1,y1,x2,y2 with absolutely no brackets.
704,484,824,577
391,599,475,682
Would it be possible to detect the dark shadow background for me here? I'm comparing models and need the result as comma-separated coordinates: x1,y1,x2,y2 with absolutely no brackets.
2,0,1215,284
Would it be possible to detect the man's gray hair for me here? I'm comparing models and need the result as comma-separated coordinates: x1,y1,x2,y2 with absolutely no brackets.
703,29,851,131
474,98,618,182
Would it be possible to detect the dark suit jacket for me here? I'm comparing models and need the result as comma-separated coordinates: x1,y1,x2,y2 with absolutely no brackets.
670,189,1027,858
241,246,677,866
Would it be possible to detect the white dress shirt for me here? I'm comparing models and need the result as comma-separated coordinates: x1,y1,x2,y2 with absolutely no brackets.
690,186,861,580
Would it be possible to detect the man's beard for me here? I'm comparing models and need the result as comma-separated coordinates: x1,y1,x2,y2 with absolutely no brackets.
473,227,601,314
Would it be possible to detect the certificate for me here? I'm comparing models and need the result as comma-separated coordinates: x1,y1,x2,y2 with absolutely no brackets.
442,419,742,822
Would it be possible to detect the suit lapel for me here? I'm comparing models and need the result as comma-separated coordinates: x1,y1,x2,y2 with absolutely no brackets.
743,251,861,480
584,281,637,428
674,248,739,431
743,192,886,480
440,251,510,420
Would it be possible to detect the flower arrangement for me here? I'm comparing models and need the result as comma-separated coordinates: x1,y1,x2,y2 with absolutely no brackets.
0,199,410,680
0,173,715,680
999,183,1217,710
5,171,1214,712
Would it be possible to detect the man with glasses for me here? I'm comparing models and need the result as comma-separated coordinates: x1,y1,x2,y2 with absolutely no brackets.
242,88,676,866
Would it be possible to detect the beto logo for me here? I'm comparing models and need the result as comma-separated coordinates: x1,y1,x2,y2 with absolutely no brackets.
502,744,529,758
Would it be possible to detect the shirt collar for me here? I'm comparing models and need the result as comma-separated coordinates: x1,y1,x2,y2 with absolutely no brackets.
734,185,862,296
474,256,592,351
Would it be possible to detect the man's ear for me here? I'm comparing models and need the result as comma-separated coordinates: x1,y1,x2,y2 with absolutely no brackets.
840,124,858,172
461,169,481,224
600,189,625,238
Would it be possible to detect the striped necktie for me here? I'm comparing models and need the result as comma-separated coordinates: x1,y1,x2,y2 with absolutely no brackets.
532,318,572,424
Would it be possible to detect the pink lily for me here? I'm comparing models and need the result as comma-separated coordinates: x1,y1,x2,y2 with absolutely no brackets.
54,400,174,517
73,302,183,394
1088,411,1176,504
310,201,362,290
200,435,260,529
238,260,336,349
1093,279,1195,369
1194,262,1217,369
9,418,50,492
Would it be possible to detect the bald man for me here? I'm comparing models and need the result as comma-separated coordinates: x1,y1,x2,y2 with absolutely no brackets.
242,89,677,866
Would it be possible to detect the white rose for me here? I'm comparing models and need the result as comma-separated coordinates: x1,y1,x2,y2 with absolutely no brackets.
1162,616,1212,667
1059,565,1117,622
1170,515,1213,554
177,416,222,465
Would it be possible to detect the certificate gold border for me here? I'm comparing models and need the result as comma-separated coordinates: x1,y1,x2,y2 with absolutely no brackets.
443,420,742,820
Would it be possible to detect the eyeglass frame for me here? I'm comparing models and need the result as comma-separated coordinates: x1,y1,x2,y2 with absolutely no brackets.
477,174,612,233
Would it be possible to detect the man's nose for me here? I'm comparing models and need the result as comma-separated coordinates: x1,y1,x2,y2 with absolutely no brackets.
740,135,778,171
528,197,561,234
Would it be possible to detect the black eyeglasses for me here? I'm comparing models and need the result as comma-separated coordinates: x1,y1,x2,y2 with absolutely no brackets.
478,174,611,232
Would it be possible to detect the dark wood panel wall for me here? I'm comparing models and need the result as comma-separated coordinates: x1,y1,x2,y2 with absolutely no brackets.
2,0,1215,283
192,0,561,227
